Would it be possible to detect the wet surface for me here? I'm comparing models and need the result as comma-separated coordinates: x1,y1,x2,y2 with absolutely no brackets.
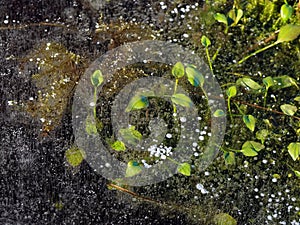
1,0,300,224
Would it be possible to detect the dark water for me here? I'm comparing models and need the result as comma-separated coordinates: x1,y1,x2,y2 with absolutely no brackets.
1,0,300,225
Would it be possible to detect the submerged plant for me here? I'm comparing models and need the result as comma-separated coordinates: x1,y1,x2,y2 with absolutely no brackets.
238,24,300,64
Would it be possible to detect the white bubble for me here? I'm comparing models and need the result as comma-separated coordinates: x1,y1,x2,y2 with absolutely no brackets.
180,117,187,122
199,136,204,141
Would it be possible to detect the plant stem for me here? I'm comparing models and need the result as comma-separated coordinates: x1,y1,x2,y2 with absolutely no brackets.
167,157,180,165
173,79,179,113
212,45,222,62
238,41,279,64
205,47,213,73
93,87,97,118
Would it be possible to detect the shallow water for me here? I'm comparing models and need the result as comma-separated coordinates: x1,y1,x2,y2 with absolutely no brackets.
1,0,300,224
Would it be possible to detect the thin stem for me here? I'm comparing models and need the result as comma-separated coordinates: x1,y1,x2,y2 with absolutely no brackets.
93,87,97,118
212,45,222,62
238,41,279,64
233,102,244,115
220,146,241,153
167,157,180,165
173,79,179,95
232,99,300,120
173,79,179,113
205,47,213,73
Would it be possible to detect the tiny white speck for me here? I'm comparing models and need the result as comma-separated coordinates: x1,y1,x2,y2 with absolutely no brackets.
166,133,172,138
4,20,9,24
89,102,95,107
180,117,187,122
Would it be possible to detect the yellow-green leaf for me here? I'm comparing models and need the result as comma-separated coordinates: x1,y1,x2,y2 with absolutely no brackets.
237,78,262,90
171,93,193,108
185,65,204,87
294,170,300,177
214,13,228,25
65,146,86,167
213,213,237,225
241,141,264,157
280,4,293,22
277,24,300,43
272,75,298,90
111,140,126,151
172,62,185,78
125,94,149,112
125,161,142,177
288,142,300,161
235,9,243,25
280,104,297,116
213,109,226,117
243,115,256,132
91,69,104,87
256,129,269,144
177,162,191,176
119,126,143,146
224,152,235,165
263,76,275,89
201,35,211,47
226,86,237,98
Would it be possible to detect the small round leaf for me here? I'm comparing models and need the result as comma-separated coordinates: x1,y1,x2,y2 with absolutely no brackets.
91,69,104,87
172,62,185,78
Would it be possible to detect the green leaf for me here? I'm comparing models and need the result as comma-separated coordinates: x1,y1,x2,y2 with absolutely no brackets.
65,146,86,167
294,170,300,177
224,151,235,165
263,76,275,89
213,109,226,117
214,13,228,25
243,115,256,132
119,126,143,146
237,78,262,90
280,104,297,116
213,213,237,225
185,65,205,87
256,129,269,144
241,141,265,157
171,93,193,108
272,75,299,90
111,140,126,151
294,96,300,102
125,94,149,112
172,62,185,78
226,85,237,98
91,69,104,87
280,4,293,22
201,35,211,47
235,9,243,25
287,142,300,161
125,161,142,177
177,162,191,176
277,24,300,43
85,116,98,135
